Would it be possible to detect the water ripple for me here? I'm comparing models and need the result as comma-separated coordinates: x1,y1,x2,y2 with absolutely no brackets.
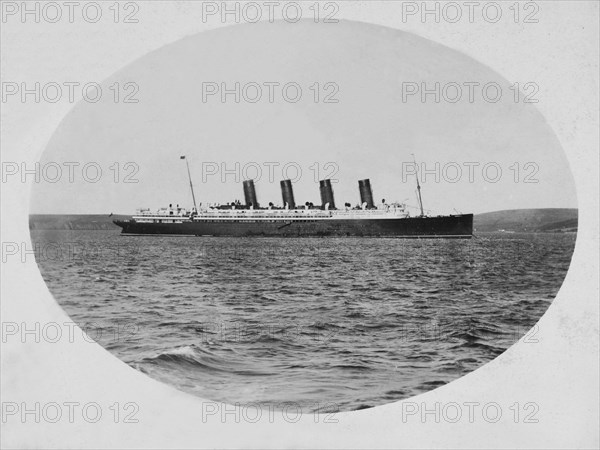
32,230,575,411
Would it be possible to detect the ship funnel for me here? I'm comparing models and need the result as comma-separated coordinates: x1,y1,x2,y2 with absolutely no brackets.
243,179,259,208
319,179,336,210
358,179,375,209
280,179,296,209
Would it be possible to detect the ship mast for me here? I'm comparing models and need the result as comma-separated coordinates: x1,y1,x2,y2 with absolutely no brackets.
180,155,198,212
411,153,425,217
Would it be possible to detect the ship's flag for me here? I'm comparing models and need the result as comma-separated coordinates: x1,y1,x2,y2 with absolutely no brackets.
180,155,186,159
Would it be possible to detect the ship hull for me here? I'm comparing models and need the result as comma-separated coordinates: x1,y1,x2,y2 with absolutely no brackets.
113,214,473,238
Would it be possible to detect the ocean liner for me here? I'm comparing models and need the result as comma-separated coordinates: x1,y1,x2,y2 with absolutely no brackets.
114,157,473,238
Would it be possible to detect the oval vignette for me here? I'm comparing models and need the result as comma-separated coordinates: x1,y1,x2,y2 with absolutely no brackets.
30,20,577,412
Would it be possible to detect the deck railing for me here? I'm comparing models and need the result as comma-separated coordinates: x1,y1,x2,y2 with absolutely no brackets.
133,206,409,220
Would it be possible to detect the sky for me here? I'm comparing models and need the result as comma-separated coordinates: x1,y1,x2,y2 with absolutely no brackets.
31,20,577,215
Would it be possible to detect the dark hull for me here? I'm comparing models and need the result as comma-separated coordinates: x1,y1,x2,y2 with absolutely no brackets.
114,214,473,238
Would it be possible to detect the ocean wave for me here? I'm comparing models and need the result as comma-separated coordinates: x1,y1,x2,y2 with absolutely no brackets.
35,230,575,412
138,345,231,373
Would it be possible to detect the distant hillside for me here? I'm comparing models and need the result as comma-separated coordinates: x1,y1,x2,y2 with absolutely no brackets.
29,214,128,230
474,208,578,233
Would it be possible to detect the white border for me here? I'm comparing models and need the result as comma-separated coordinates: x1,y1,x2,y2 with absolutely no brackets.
1,1,598,448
